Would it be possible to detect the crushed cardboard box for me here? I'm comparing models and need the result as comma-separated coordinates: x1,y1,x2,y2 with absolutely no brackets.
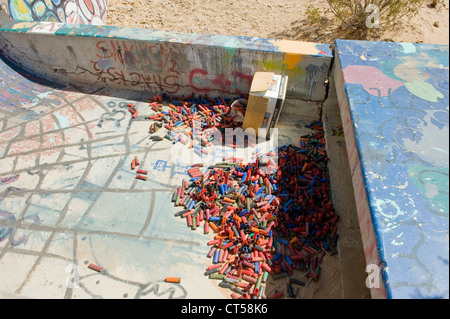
242,72,288,139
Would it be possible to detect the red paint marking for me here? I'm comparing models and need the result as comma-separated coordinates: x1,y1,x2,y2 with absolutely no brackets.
84,0,95,14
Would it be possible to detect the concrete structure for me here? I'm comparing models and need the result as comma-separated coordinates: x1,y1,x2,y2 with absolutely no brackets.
0,11,332,102
333,39,449,299
0,10,370,299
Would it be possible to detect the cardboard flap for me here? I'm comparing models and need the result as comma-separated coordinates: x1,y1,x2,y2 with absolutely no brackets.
242,95,269,134
250,72,274,92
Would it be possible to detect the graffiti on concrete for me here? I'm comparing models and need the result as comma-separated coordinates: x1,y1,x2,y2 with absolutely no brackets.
335,39,449,299
0,0,107,24
0,51,221,298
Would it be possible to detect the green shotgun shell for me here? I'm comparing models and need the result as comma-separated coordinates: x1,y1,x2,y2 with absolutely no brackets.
209,273,225,280
262,270,269,283
273,272,288,280
255,274,262,290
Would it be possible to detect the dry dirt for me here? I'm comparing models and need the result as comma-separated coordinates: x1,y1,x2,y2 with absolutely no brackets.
106,0,449,45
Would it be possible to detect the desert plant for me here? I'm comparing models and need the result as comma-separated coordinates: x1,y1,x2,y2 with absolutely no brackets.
325,0,426,31
430,0,439,8
306,5,323,25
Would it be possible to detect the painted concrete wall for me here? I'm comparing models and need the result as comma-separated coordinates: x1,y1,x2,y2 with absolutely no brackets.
0,13,332,101
0,0,106,24
333,39,449,299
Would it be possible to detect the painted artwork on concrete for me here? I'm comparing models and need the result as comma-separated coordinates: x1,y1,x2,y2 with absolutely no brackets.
0,0,107,24
334,39,449,299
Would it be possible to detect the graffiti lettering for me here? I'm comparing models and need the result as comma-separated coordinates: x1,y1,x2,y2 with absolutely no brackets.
95,40,177,72
189,69,253,94
91,61,180,93
92,40,181,93
97,109,126,128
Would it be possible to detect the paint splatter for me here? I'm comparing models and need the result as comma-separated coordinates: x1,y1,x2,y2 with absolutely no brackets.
404,80,444,102
0,175,20,185
342,65,405,97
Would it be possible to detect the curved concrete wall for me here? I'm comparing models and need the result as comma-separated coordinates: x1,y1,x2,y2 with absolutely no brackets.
0,11,332,101
0,0,106,24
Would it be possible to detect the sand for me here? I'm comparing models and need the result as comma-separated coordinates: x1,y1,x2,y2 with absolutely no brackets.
105,0,449,45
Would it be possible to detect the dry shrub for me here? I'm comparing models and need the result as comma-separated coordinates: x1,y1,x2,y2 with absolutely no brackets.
326,0,426,31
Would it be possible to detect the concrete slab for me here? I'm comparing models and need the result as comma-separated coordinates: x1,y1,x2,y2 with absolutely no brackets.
333,39,449,299
0,53,223,298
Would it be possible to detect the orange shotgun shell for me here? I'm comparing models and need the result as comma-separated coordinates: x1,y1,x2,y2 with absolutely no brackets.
165,277,181,283
136,175,147,181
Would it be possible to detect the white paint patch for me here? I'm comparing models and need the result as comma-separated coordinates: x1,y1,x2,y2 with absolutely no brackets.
400,43,417,54
400,109,449,168
424,182,440,199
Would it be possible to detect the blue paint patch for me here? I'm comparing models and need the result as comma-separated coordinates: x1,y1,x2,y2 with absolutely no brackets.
96,58,113,70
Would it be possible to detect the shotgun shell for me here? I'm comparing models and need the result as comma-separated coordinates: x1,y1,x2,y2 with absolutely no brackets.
209,273,225,280
88,263,103,272
269,291,283,299
165,277,181,283
169,122,335,296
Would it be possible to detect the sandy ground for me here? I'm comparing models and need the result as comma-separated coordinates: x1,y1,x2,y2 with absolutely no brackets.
106,0,449,45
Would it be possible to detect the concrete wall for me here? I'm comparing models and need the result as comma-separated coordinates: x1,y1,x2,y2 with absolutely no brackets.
333,39,449,299
0,0,106,24
0,11,332,101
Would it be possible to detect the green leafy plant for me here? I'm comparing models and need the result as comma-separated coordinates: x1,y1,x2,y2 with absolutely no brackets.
306,5,323,25
325,0,426,31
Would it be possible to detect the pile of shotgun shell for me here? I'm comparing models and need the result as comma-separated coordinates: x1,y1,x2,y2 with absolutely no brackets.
133,93,248,153
172,121,339,299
